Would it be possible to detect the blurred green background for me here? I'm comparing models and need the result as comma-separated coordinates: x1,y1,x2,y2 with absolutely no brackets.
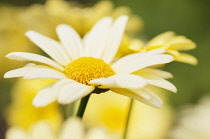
112,0,210,107
0,0,210,138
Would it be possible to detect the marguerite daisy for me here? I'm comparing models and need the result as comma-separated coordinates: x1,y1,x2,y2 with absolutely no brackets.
4,16,176,108
6,117,119,139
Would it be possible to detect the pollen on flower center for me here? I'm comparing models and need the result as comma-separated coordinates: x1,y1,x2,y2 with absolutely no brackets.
64,57,115,85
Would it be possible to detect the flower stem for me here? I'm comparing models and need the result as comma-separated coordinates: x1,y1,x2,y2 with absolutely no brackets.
67,102,76,116
76,94,91,118
124,98,134,139
60,102,77,120
60,105,68,120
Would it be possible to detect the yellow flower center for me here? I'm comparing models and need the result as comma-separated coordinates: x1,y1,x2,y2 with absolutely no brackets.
64,57,115,85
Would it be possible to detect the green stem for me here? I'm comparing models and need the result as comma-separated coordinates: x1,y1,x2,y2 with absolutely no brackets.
124,99,134,139
60,102,77,120
76,94,91,118
67,102,76,117
60,105,68,120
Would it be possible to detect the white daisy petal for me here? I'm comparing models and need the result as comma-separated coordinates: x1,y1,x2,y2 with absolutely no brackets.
89,74,147,89
134,68,173,79
6,52,64,71
30,122,55,139
58,82,94,104
86,127,112,139
112,88,162,108
6,127,28,139
59,118,84,139
102,16,128,63
33,83,56,107
112,52,174,74
135,88,163,108
129,89,152,100
52,78,75,97
83,17,113,58
4,65,66,80
89,78,116,89
147,78,177,93
25,31,71,66
56,24,84,60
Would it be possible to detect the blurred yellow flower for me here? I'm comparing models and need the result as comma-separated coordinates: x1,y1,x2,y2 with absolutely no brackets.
6,79,62,130
6,117,119,139
17,0,143,58
0,6,39,78
84,91,129,136
128,89,174,139
137,32,197,65
0,0,143,78
44,0,143,36
84,89,174,139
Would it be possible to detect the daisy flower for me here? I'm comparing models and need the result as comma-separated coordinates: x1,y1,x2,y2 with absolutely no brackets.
6,117,119,139
4,16,175,108
168,96,210,139
6,79,62,130
134,31,197,65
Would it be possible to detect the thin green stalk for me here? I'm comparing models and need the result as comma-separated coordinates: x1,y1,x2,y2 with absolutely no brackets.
76,94,91,118
124,98,134,139
60,102,77,120
66,102,76,117
60,105,68,120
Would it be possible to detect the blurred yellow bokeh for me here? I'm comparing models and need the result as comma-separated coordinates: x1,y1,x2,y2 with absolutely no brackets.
6,79,62,131
84,88,174,139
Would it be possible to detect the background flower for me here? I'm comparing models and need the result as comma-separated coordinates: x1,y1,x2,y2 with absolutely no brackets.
137,31,197,65
84,88,174,139
0,5,40,78
6,117,119,139
168,96,210,139
6,79,62,131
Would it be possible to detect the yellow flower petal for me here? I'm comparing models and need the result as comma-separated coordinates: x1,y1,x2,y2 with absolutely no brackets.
6,79,62,130
146,31,175,48
166,36,196,50
173,52,198,65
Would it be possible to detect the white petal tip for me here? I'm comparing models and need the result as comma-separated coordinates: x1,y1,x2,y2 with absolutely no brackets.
57,98,71,105
4,72,9,78
163,55,174,64
32,92,55,108
32,100,44,108
4,71,16,78
32,98,48,108
173,88,178,93
25,30,34,37
168,83,177,93
56,24,70,30
169,55,175,61
5,53,12,58
118,15,129,21
155,103,162,108
101,17,113,23
5,52,19,60
57,94,73,105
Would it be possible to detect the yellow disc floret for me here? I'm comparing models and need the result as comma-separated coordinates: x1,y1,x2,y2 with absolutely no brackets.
64,57,115,85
